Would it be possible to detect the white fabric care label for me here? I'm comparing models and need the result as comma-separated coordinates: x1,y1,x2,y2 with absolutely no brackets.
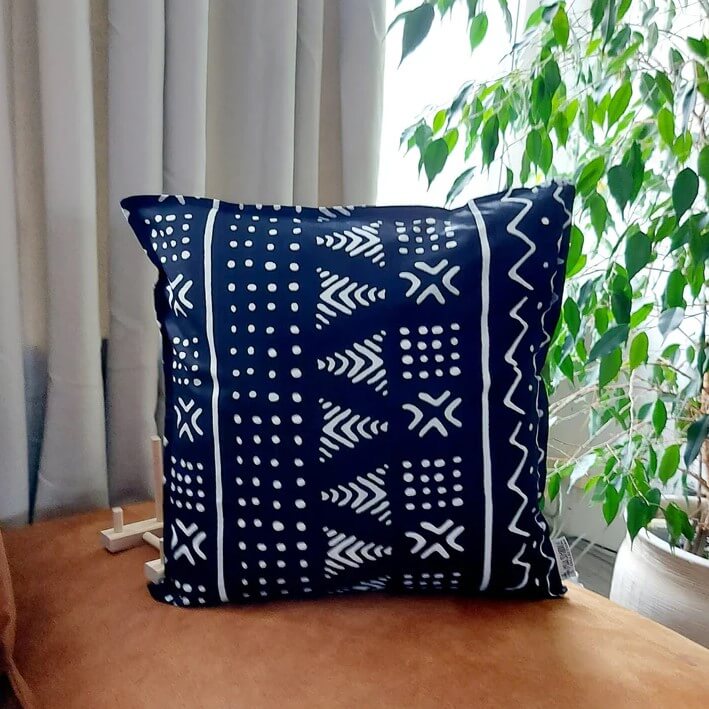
552,536,578,581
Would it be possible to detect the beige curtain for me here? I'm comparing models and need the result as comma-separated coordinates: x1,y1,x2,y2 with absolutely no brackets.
0,0,385,523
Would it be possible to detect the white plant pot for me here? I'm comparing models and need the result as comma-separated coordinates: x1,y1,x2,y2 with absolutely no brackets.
610,497,709,648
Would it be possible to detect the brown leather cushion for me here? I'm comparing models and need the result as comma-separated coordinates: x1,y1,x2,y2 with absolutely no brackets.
0,531,35,709
4,504,708,708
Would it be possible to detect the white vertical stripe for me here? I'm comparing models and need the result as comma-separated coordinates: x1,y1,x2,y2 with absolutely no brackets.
468,199,493,591
203,199,228,602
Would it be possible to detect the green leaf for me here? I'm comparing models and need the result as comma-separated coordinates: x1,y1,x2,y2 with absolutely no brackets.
552,6,569,47
543,59,562,99
658,444,680,484
630,303,653,328
423,139,449,186
525,5,545,29
577,157,606,195
480,115,499,166
547,472,561,500
525,129,542,166
624,231,651,280
658,307,684,337
672,168,699,221
684,414,709,467
611,291,631,324
590,0,604,31
627,494,657,541
469,12,489,51
400,4,435,64
563,298,581,338
628,332,648,369
588,193,608,240
699,145,709,185
443,128,458,152
554,111,569,146
432,109,447,134
622,141,644,202
603,485,622,525
607,82,632,128
652,399,667,437
655,71,674,104
664,503,694,544
589,324,629,361
687,36,709,59
657,107,675,146
607,164,633,212
445,167,476,206
664,269,686,308
565,225,584,277
599,348,622,388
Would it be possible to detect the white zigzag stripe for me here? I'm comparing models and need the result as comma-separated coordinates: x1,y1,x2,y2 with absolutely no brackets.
499,190,538,591
321,467,391,526
507,543,531,591
316,221,385,267
502,191,536,290
529,185,570,596
507,422,531,540
323,527,392,578
317,331,387,394
535,510,561,596
316,268,386,329
318,399,388,462
503,298,528,415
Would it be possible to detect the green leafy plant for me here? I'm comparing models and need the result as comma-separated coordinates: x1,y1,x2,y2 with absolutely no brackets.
395,0,708,556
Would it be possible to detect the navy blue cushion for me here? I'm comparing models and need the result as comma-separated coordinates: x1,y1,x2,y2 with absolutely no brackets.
122,182,575,606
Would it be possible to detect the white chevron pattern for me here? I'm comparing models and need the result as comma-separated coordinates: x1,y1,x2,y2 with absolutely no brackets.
316,268,386,329
321,466,391,526
323,527,392,578
316,221,385,267
318,398,388,462
317,205,355,222
166,274,194,317
317,331,388,395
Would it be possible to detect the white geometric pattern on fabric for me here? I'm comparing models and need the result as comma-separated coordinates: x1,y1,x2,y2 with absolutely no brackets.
323,526,392,578
321,467,391,526
315,268,386,329
316,221,385,267
318,399,388,462
317,331,388,395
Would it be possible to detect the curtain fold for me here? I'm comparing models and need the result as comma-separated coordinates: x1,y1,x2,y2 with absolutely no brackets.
0,0,29,524
0,0,385,522
33,0,107,517
106,0,164,504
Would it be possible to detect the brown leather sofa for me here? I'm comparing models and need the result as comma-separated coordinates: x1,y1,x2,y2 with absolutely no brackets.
2,503,708,708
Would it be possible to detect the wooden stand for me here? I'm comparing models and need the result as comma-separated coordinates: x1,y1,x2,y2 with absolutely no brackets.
100,436,166,583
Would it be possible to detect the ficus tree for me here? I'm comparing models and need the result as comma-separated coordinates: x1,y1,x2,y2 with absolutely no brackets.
394,0,709,555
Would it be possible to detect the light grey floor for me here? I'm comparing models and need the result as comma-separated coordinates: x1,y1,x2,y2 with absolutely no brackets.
567,538,616,597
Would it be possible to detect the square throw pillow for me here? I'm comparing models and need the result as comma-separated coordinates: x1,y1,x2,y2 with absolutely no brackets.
122,182,575,607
